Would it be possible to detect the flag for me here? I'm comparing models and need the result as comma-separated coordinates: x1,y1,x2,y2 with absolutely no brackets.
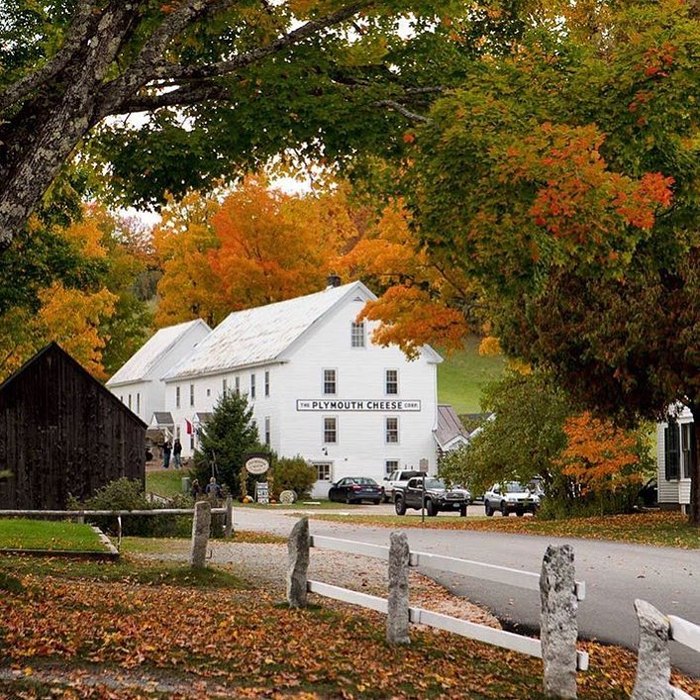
185,418,193,435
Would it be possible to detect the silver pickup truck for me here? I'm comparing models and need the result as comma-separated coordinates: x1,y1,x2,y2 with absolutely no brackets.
381,469,422,503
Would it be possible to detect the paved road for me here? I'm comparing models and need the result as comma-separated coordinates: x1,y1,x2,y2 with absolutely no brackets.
233,505,700,676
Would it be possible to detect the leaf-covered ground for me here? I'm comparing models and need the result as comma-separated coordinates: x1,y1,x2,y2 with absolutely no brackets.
0,554,698,699
306,511,700,549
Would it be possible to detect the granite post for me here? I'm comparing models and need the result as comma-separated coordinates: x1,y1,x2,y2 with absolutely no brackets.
387,531,411,645
287,516,310,608
631,599,674,700
189,499,211,569
540,544,578,699
225,495,234,538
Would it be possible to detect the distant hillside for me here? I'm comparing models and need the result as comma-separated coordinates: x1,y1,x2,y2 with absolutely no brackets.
437,336,506,414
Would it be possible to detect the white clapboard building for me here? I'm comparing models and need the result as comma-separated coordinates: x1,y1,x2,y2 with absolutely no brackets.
657,406,696,511
155,280,442,497
106,319,211,427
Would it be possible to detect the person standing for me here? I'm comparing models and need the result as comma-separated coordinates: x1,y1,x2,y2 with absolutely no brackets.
205,476,220,502
172,438,182,469
190,478,202,500
162,439,172,469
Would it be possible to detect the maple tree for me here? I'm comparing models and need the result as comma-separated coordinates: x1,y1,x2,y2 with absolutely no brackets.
0,0,493,251
557,412,649,514
336,199,472,358
408,0,700,524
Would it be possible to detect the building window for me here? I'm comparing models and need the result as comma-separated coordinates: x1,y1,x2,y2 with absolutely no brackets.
385,417,399,444
250,373,256,399
681,423,696,479
265,370,270,397
128,394,132,409
351,321,365,348
323,369,337,395
176,386,181,409
222,378,227,393
264,416,271,446
235,376,240,394
189,384,195,407
136,393,140,414
385,459,399,475
324,417,337,444
315,463,332,481
385,369,398,395
665,418,680,480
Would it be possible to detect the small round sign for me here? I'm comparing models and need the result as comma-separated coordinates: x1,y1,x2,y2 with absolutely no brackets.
245,456,269,475
279,490,296,504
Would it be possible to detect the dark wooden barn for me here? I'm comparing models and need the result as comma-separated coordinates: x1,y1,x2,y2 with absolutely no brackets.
0,343,146,509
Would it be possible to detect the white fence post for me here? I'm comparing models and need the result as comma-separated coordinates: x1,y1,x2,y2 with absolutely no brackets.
287,516,310,608
387,531,410,645
189,500,211,569
224,496,234,538
631,599,674,700
540,544,578,699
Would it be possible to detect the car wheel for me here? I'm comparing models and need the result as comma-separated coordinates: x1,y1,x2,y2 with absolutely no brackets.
459,505,467,517
500,501,508,516
426,499,437,517
516,511,524,517
345,494,353,505
395,497,406,515
485,501,494,516
372,499,381,505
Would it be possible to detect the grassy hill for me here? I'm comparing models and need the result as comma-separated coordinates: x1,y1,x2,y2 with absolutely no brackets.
437,336,505,414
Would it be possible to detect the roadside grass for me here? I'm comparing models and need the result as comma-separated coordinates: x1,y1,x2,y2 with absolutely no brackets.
0,518,106,552
1,543,698,699
308,511,700,549
146,468,190,498
437,335,506,413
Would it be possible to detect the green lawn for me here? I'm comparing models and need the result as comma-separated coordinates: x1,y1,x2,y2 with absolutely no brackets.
0,518,105,551
146,468,191,497
437,335,506,414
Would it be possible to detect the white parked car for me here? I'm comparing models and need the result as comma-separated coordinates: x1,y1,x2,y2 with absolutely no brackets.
483,481,540,517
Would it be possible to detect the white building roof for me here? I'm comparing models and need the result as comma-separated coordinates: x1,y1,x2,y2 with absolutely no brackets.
107,319,211,387
163,281,382,381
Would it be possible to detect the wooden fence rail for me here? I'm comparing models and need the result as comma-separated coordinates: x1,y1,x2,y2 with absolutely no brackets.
292,519,587,699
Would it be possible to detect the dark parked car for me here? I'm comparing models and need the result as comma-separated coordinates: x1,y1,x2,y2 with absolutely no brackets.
394,476,471,516
328,477,384,505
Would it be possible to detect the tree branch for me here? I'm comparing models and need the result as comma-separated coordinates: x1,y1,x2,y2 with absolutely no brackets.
0,1,101,114
116,81,232,112
372,99,430,123
150,1,372,82
98,0,241,117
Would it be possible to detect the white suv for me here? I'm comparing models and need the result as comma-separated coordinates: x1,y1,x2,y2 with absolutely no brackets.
382,469,422,503
483,481,540,517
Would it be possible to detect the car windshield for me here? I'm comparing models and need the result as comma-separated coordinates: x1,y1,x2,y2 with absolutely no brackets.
505,481,525,492
423,478,445,489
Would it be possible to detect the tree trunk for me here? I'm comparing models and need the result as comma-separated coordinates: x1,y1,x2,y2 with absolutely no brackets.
688,402,700,527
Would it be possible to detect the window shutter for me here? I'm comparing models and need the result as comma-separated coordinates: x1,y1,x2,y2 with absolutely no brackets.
690,422,697,477
664,419,680,480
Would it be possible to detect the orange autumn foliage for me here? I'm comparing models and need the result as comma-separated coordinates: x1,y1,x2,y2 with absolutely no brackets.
558,412,643,495
37,284,117,380
336,200,471,356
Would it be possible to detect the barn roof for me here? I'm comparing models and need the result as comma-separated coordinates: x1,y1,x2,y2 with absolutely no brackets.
163,281,381,381
433,404,470,451
107,319,210,387
0,342,148,428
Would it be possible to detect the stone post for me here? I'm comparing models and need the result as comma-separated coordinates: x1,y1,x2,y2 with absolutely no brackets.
631,599,674,700
189,500,211,569
287,517,310,608
225,496,234,538
540,544,578,699
387,531,411,645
